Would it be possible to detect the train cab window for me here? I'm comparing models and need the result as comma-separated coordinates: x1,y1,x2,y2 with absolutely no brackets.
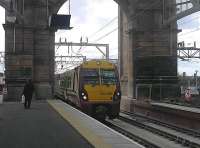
0,85,3,92
82,69,99,85
100,69,117,85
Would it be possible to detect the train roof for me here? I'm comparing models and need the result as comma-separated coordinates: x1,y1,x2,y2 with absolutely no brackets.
80,60,115,69
55,60,116,77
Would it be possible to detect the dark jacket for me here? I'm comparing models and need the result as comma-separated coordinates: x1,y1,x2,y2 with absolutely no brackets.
23,81,34,97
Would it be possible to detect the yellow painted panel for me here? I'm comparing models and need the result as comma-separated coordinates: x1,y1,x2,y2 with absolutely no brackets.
82,60,114,69
84,84,116,101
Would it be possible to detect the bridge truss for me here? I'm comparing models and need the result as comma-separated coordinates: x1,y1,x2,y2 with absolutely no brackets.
177,47,200,60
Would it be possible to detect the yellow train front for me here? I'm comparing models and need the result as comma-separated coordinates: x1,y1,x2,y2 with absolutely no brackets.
57,60,121,120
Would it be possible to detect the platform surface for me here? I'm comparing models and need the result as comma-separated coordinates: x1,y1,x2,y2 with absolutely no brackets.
151,102,200,114
0,101,93,148
48,99,144,148
0,100,144,148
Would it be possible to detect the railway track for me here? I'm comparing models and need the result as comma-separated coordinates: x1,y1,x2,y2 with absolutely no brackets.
121,111,200,138
59,97,159,147
119,112,200,148
104,120,160,148
58,97,200,147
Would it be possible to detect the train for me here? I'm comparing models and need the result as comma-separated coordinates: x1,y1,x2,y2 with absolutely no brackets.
55,60,121,120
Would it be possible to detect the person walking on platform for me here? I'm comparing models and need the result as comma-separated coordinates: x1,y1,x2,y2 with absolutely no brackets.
22,79,34,109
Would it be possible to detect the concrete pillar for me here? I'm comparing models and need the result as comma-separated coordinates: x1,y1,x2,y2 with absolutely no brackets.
3,24,34,101
127,21,135,99
3,0,55,101
119,0,179,101
119,8,128,97
33,29,55,99
4,23,55,100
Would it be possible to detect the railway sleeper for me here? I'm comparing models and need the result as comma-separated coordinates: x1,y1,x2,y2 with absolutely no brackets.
122,111,200,138
119,115,200,148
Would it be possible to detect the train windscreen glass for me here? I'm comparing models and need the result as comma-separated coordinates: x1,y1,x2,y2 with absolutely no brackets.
101,69,117,85
82,69,99,85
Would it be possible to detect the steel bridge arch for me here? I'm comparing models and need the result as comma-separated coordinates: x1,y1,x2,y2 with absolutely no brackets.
0,0,10,10
176,0,200,19
165,0,200,24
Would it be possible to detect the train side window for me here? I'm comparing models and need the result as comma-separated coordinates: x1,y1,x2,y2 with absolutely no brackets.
73,71,75,91
77,68,80,90
0,85,2,91
66,76,71,88
69,77,71,89
74,70,79,92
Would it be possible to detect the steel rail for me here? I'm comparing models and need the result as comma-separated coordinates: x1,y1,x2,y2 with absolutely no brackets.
119,112,200,148
104,120,160,148
121,111,200,138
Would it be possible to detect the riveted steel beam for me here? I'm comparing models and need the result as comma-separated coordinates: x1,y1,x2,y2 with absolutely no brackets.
164,0,200,25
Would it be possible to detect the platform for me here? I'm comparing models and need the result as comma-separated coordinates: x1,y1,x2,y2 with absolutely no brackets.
151,102,200,114
0,100,143,148
120,97,200,131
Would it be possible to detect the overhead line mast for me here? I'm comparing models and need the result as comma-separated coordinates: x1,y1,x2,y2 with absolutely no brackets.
55,40,110,60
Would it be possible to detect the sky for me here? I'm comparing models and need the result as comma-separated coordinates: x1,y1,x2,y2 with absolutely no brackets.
54,0,118,72
177,11,200,76
55,0,118,60
0,0,200,75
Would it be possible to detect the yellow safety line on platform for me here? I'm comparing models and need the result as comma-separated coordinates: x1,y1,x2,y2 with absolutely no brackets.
47,100,112,148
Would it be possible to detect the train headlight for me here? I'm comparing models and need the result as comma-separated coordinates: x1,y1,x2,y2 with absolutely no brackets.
116,92,120,96
83,95,87,100
80,90,88,101
113,91,121,101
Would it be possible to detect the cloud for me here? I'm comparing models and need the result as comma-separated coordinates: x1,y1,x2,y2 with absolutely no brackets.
85,0,118,20
178,11,200,45
178,28,200,47
178,11,200,30
178,59,200,76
